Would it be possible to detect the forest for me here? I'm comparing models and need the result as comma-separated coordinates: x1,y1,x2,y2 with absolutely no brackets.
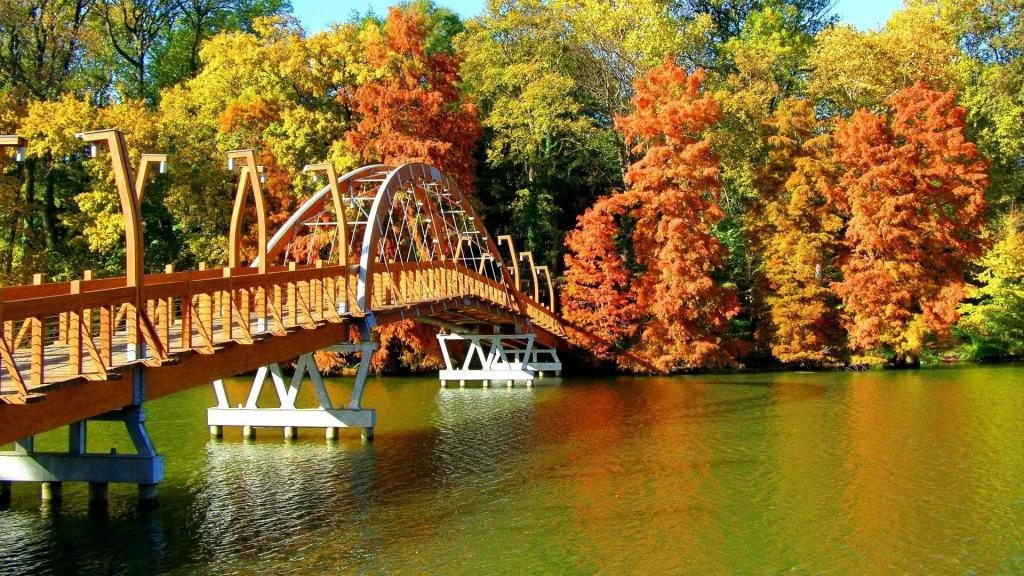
0,0,1022,373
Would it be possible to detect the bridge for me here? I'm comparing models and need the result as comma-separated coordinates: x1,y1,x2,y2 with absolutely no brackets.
0,130,574,507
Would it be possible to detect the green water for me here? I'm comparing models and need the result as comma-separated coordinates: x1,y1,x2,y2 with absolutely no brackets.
2,365,1024,574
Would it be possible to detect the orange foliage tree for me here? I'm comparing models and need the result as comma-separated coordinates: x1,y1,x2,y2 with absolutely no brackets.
757,99,844,365
831,83,988,363
347,6,480,191
563,59,739,372
561,193,643,358
346,6,482,373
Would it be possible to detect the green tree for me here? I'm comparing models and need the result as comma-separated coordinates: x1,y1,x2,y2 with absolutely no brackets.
958,210,1024,360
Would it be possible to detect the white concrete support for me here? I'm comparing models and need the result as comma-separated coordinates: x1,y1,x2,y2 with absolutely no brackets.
207,341,378,441
436,333,538,386
506,346,562,378
0,406,165,506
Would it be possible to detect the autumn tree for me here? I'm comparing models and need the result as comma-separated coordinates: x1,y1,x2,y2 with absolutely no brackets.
755,99,843,365
347,5,480,191
563,60,739,372
808,2,961,116
459,0,699,268
561,193,643,358
832,84,988,364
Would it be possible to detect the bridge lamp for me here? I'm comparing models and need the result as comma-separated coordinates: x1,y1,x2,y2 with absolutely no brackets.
301,164,321,181
0,135,28,163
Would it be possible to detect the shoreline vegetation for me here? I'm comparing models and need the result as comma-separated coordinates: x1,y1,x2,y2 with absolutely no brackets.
1,0,1022,375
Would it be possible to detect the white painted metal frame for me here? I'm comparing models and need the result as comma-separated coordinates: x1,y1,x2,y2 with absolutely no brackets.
208,342,378,440
437,333,537,386
505,347,562,377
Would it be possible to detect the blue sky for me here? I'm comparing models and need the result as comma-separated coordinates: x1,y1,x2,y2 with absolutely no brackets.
291,0,905,32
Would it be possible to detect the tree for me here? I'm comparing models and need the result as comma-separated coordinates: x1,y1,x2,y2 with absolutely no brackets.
943,0,1024,208
0,0,100,102
756,98,843,365
347,5,480,191
669,0,835,70
563,60,739,372
958,210,1024,360
100,0,181,101
808,2,961,116
831,84,988,363
561,193,642,358
155,14,362,266
457,0,623,268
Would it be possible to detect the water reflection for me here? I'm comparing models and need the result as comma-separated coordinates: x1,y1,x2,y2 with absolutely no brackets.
193,440,379,570
0,368,1023,574
0,496,168,575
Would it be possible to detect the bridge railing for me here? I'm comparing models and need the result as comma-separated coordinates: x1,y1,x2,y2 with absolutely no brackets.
522,298,566,337
0,257,553,401
0,262,362,401
365,261,516,312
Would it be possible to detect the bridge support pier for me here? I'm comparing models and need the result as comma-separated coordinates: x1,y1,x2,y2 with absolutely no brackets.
437,333,562,387
207,341,378,442
0,406,164,508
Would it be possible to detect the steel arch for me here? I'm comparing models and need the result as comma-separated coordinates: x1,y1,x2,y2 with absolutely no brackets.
354,163,520,320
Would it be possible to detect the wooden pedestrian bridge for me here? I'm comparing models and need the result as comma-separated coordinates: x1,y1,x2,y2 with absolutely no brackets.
0,130,576,506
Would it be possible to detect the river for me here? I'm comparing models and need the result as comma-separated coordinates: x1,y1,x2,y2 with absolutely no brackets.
1,365,1023,574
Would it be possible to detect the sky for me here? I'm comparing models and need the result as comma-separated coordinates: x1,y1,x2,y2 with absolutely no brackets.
291,0,906,33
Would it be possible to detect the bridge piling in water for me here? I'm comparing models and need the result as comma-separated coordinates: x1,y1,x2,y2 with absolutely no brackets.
207,341,378,442
0,401,164,509
436,333,562,387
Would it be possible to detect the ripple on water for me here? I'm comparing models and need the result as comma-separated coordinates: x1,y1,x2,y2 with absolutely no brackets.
1,368,1023,575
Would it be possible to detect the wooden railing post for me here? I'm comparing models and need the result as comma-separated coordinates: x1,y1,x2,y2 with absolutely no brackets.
220,267,233,342
287,262,298,327
68,280,83,376
82,270,93,340
314,260,324,319
159,264,173,349
180,270,193,351
29,273,44,387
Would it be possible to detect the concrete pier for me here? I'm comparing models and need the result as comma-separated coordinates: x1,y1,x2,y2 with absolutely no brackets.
207,344,378,443
41,482,63,503
0,407,164,509
89,482,109,505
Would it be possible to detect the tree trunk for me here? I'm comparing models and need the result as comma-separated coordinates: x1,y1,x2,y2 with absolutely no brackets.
43,160,57,251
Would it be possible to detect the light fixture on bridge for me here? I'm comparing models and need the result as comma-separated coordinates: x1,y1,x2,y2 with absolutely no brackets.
301,164,321,181
0,135,28,163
